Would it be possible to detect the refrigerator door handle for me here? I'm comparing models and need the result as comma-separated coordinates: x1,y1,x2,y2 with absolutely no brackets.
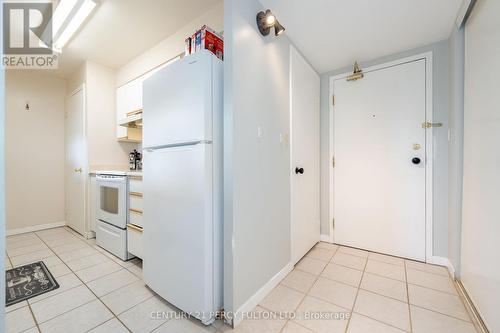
145,140,212,152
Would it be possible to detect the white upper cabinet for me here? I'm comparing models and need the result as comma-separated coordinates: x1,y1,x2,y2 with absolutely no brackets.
116,78,143,141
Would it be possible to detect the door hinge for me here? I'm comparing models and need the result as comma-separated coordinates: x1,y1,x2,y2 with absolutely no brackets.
332,95,335,106
332,156,335,168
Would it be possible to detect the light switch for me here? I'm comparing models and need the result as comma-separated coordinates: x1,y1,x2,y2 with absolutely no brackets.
257,126,263,139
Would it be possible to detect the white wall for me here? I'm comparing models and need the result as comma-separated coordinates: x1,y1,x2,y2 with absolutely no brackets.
67,61,135,169
116,3,223,87
5,71,66,232
224,0,292,320
320,40,451,258
461,0,500,331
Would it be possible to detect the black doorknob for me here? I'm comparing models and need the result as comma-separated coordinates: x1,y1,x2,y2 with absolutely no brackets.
295,167,304,174
412,157,421,165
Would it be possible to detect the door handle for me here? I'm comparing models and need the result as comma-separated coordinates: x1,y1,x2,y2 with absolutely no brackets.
74,168,82,173
295,167,304,174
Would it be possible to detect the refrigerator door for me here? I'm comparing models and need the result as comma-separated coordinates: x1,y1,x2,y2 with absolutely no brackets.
143,51,214,148
143,143,216,323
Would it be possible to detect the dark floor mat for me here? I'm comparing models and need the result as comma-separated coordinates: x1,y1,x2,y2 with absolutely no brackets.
6,261,59,306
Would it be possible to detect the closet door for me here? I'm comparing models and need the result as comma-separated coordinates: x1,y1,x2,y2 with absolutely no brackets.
461,1,500,332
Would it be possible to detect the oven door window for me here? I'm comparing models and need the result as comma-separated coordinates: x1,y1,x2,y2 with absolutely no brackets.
100,186,119,215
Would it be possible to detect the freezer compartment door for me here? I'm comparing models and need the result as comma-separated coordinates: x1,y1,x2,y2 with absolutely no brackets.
143,51,214,148
143,143,217,323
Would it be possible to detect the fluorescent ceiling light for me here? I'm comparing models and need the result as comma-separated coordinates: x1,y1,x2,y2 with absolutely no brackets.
52,0,97,52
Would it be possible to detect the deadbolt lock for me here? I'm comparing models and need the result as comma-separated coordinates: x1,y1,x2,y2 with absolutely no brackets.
413,144,421,151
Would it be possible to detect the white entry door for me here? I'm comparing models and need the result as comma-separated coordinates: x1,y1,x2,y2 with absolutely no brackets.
333,59,427,261
65,87,87,236
290,46,320,264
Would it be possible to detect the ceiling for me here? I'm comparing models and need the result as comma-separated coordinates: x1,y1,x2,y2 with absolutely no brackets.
55,0,221,77
259,0,463,73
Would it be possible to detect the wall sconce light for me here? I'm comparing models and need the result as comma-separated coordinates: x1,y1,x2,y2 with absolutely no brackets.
256,9,286,36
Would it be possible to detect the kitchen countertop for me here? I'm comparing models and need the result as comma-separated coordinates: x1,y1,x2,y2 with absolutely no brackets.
89,170,143,176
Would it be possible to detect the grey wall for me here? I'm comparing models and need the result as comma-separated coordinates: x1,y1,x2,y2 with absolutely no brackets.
320,40,451,258
0,1,5,329
448,27,465,275
224,0,292,315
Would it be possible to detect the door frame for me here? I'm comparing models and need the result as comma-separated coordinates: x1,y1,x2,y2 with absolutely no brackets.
65,84,89,236
328,52,434,262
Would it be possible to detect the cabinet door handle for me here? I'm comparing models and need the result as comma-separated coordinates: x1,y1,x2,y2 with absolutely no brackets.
127,224,143,232
130,208,143,215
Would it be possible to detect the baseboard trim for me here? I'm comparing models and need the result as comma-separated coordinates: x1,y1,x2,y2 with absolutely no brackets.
232,262,293,327
320,234,332,243
430,256,455,277
6,221,66,236
456,280,490,333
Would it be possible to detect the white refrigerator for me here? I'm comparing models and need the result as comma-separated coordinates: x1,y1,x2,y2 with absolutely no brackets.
142,50,223,325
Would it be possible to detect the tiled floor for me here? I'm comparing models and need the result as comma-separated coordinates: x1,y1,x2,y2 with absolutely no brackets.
243,243,479,333
5,227,226,333
5,228,478,333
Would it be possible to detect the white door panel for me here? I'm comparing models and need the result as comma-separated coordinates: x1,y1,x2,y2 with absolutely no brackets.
333,60,426,261
65,88,86,236
291,47,321,264
142,51,213,148
143,143,214,321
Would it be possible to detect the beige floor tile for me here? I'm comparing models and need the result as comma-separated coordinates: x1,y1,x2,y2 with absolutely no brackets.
65,252,112,271
28,273,82,304
260,285,305,313
347,312,406,333
101,280,154,315
6,300,28,313
7,233,39,245
30,285,96,323
58,247,100,262
7,239,45,251
40,256,63,268
331,253,366,271
360,273,407,302
88,318,129,333
408,284,469,321
405,260,449,277
314,242,339,252
5,260,13,269
43,235,81,248
10,249,55,266
281,270,317,293
407,268,457,294
353,290,410,331
127,262,143,279
295,257,327,275
74,260,122,283
308,277,358,309
294,296,350,333
368,253,405,266
306,247,335,262
338,246,369,258
365,260,406,282
118,296,173,332
46,263,72,278
410,305,476,333
7,243,48,257
229,306,287,333
39,299,113,333
281,321,314,333
154,318,217,332
21,327,40,333
115,257,142,268
321,263,363,287
87,268,139,297
51,240,90,254
6,306,36,333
